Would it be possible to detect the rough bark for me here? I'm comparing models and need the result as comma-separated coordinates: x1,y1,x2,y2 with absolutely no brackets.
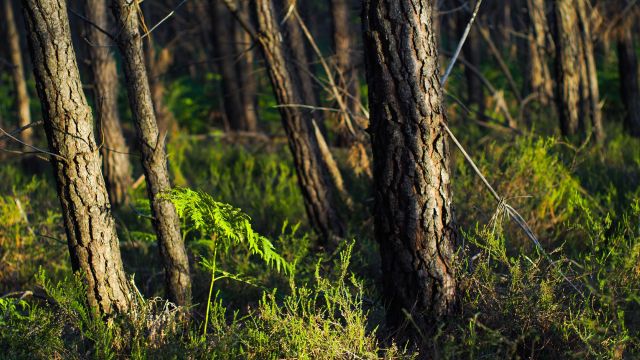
84,0,133,207
553,0,603,142
363,0,457,339
21,0,132,315
253,0,345,245
5,0,33,145
526,0,553,103
617,28,640,138
111,0,192,306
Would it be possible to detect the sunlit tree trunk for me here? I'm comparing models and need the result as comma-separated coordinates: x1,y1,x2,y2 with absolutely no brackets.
84,0,133,207
553,0,603,143
253,0,345,245
22,0,132,315
112,0,192,306
617,27,640,138
5,0,32,145
363,0,457,341
526,0,553,104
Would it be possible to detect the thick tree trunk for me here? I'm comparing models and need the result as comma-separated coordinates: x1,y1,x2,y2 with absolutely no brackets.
617,28,640,138
5,0,32,145
84,0,133,207
363,0,457,340
330,0,363,131
21,0,132,315
211,0,254,132
253,0,345,245
111,0,192,306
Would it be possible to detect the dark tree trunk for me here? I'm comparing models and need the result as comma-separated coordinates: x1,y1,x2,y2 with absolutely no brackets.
253,0,345,245
21,0,132,315
330,0,363,132
458,2,485,117
84,0,133,207
211,0,253,132
363,0,457,341
111,0,192,306
144,39,176,136
234,1,259,132
5,0,32,145
617,28,640,137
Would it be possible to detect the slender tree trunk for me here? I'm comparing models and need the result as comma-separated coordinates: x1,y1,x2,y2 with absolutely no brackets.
553,0,603,142
458,2,485,117
526,0,553,104
211,0,252,131
22,0,132,315
330,0,363,131
111,0,192,306
144,39,176,136
363,0,457,341
5,0,32,145
234,1,259,132
84,0,133,207
253,0,345,245
617,28,640,138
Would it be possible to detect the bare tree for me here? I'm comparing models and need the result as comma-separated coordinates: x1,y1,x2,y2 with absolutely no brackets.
245,0,346,245
84,0,133,207
111,0,192,306
5,0,32,145
22,0,132,315
363,0,457,340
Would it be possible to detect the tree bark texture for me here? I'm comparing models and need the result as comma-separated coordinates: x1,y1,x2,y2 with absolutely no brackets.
617,28,640,138
21,0,132,315
553,0,603,143
253,0,345,245
526,0,553,104
363,0,457,338
84,0,133,207
111,0,192,306
5,0,33,145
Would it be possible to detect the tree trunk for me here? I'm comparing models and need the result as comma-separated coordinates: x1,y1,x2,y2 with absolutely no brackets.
144,39,177,137
111,0,192,306
253,0,345,245
234,1,259,132
553,0,603,142
21,0,132,315
363,0,457,340
330,0,363,132
617,28,640,138
211,0,253,131
5,0,32,145
84,0,133,207
458,2,485,117
526,0,553,104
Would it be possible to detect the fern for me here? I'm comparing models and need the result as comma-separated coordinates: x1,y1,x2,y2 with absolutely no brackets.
167,187,291,274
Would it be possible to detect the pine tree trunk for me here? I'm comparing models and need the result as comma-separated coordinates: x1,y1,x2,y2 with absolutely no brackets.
22,0,132,315
253,0,345,245
526,0,553,103
330,0,363,130
553,0,603,142
617,28,640,138
234,1,259,132
363,0,457,339
84,0,133,207
5,0,32,145
111,0,192,306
